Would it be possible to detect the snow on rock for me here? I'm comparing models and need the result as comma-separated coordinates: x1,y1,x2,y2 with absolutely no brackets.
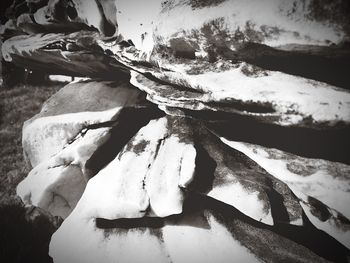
220,138,350,248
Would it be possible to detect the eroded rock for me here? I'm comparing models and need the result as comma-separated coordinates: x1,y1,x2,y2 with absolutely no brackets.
221,138,350,248
1,31,130,78
5,0,350,262
130,62,350,129
50,192,345,263
22,79,147,167
17,79,161,218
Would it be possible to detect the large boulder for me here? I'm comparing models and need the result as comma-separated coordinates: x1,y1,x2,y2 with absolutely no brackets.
5,0,350,262
17,79,162,218
47,115,349,262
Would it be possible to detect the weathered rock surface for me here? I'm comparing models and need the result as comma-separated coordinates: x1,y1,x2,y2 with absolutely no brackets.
2,0,118,36
130,67,350,129
153,0,350,52
3,0,350,262
2,31,130,79
221,138,350,249
3,0,350,131
51,194,336,263
32,0,118,36
49,115,350,263
22,79,148,167
18,80,161,218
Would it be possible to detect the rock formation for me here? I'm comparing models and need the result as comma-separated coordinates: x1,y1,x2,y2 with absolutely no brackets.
2,0,350,262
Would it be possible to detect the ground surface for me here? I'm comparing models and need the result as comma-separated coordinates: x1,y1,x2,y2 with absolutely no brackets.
0,82,62,200
0,82,64,263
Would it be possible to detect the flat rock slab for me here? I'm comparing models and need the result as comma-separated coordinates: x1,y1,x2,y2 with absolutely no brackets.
130,67,350,129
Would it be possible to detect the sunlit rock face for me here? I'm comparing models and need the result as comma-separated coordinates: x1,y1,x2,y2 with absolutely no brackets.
22,80,149,167
18,80,161,218
3,0,350,262
152,0,350,55
221,138,350,249
48,116,347,263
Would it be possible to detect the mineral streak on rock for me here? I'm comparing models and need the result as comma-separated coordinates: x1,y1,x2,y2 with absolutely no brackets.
3,0,350,262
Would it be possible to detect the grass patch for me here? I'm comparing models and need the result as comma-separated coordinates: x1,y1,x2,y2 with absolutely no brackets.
0,82,62,199
0,81,64,263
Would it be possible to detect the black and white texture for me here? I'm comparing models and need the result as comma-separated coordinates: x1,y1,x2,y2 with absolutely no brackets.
1,0,350,262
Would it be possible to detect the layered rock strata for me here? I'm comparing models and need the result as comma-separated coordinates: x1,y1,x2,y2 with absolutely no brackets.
2,0,350,262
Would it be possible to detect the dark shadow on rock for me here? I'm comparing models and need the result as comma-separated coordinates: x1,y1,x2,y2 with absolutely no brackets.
186,142,217,194
177,109,350,164
85,107,164,176
223,42,350,90
200,194,350,263
264,179,290,224
210,118,350,165
95,193,350,262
